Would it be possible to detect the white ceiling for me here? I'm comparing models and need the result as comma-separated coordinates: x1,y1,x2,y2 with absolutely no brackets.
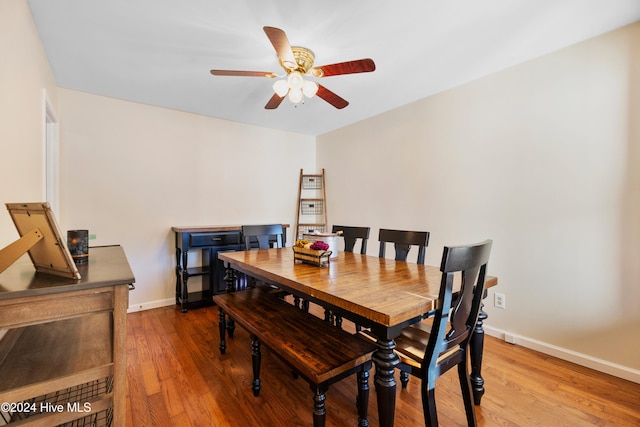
27,0,640,136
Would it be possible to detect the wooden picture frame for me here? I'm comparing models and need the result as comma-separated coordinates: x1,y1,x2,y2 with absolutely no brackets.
3,202,80,279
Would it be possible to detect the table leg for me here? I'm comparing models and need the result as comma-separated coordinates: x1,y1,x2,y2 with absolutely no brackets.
223,264,236,336
470,303,487,405
373,338,399,427
217,307,227,354
251,336,261,397
224,263,236,293
175,248,182,305
181,250,189,313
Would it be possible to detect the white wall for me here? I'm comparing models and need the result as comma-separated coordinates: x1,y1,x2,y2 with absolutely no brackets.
0,0,58,247
318,22,640,376
57,89,315,309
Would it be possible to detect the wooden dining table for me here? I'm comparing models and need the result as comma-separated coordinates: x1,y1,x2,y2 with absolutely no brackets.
218,248,498,427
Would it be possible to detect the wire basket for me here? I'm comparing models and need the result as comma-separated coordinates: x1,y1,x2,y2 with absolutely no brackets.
300,200,324,215
300,225,325,234
302,175,322,190
1,377,113,426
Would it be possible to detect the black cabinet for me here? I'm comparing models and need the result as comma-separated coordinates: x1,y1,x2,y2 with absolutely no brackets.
174,227,243,312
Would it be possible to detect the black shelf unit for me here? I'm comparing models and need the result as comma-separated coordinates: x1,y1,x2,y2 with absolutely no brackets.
174,228,243,313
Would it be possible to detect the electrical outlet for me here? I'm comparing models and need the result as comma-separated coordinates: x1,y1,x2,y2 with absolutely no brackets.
494,292,506,309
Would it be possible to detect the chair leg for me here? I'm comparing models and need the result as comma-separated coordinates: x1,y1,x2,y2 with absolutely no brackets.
251,335,261,397
226,317,236,338
457,361,478,427
399,369,410,389
322,309,344,330
335,315,343,329
312,388,326,427
421,386,438,427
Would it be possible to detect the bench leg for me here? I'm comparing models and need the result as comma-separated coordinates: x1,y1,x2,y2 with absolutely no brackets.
357,367,370,427
312,387,326,427
217,308,227,354
251,335,261,397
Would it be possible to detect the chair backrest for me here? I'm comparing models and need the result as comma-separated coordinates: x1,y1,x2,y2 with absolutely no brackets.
331,225,370,254
424,239,492,384
378,229,430,264
241,224,284,250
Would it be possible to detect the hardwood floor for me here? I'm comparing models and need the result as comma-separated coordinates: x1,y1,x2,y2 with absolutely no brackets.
126,304,640,426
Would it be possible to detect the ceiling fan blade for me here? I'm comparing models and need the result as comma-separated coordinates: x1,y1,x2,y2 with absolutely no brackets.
210,70,277,78
263,26,297,70
310,58,376,77
265,93,285,110
316,85,349,109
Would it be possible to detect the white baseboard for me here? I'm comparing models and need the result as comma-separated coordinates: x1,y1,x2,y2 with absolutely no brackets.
127,298,175,313
484,325,640,384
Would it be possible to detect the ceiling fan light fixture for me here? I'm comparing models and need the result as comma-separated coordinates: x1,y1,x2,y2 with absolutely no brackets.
273,79,289,97
288,88,304,104
302,80,318,98
211,27,375,110
287,71,304,90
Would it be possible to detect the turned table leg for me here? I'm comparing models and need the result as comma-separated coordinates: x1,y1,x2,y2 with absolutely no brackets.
180,250,189,313
251,336,261,397
223,264,236,337
217,307,227,354
175,248,182,305
373,338,399,427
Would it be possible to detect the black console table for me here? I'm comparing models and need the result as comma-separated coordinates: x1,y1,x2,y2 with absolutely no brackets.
172,225,288,312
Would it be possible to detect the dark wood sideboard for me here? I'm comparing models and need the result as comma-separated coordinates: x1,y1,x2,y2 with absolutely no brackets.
172,225,288,312
0,245,135,426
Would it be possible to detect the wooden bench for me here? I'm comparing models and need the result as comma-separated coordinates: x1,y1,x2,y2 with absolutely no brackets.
213,287,377,427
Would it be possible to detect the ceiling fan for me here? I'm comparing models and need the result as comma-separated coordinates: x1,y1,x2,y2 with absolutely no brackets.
210,26,376,110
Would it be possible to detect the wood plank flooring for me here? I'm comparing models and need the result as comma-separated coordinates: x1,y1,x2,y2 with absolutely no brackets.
126,304,640,426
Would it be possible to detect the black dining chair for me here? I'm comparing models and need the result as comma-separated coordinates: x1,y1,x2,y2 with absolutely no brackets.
238,224,285,291
242,224,307,309
392,239,493,427
355,228,431,334
332,225,370,254
326,225,371,330
378,228,430,264
241,224,284,250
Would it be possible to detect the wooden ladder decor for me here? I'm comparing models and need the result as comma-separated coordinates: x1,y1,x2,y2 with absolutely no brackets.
294,168,328,241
